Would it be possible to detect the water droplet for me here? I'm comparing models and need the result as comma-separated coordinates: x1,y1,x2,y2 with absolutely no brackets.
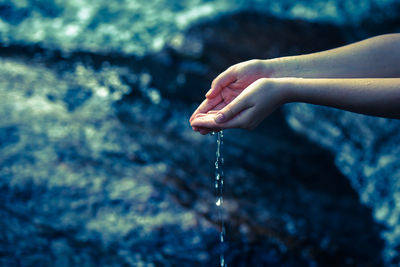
216,197,223,206
213,130,227,265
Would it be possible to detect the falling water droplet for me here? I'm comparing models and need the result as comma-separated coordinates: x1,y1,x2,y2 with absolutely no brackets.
216,196,223,206
213,131,227,266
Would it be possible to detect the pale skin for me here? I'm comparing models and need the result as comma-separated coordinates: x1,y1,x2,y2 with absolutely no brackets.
189,33,400,134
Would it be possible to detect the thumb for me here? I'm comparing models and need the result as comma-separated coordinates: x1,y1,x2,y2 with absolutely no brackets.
214,94,251,124
206,68,236,98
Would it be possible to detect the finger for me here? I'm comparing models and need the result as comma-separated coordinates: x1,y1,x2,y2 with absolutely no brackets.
190,94,223,123
190,112,235,129
192,107,254,130
199,129,209,135
212,102,226,111
191,114,222,134
217,107,254,129
206,67,236,99
190,114,216,134
191,112,210,122
201,129,214,135
190,99,207,123
191,113,222,129
214,91,252,124
197,103,225,118
191,122,212,134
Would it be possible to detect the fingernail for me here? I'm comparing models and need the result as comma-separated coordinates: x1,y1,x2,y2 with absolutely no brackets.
205,89,211,97
215,113,225,123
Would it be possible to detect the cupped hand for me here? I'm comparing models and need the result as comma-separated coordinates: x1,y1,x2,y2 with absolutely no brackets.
189,85,242,134
205,59,271,99
189,59,271,133
190,78,288,133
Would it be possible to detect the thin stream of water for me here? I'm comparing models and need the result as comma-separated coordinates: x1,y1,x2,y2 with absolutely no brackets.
212,131,226,267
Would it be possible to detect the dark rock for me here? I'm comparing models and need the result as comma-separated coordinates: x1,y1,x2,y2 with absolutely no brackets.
1,7,400,267
157,12,348,103
0,4,30,25
0,126,20,149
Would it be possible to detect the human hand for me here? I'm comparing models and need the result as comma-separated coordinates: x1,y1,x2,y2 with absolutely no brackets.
205,59,272,99
190,78,289,133
189,59,272,133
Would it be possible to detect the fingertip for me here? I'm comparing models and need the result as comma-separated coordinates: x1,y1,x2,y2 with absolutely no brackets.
205,88,212,98
190,119,201,128
189,110,197,122
208,80,224,98
214,113,225,124
199,129,208,135
205,88,216,99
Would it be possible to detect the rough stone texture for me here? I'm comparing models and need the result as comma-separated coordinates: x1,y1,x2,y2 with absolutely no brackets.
1,5,400,267
284,103,400,264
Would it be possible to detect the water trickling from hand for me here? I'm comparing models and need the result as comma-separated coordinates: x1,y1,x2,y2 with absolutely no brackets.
212,131,227,267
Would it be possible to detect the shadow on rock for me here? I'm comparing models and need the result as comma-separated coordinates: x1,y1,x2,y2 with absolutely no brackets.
1,9,397,266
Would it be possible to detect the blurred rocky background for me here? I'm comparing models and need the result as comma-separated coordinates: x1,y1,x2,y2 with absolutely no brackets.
1,0,400,266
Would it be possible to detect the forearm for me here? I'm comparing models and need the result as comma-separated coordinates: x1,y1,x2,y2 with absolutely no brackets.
269,34,400,78
280,78,400,118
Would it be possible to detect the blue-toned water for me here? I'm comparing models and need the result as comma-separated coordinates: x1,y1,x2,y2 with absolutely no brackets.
1,0,398,56
1,0,400,266
285,103,400,263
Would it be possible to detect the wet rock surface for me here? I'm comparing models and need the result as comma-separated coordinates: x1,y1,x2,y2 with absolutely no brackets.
1,7,400,267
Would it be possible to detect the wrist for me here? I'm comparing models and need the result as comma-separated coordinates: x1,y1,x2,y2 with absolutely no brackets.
266,56,303,78
270,77,304,104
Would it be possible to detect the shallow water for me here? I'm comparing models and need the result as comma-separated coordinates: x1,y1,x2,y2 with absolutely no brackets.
285,103,400,263
1,0,400,266
1,0,398,56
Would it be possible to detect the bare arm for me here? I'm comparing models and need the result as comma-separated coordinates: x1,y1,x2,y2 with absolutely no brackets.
203,34,400,100
191,78,400,131
285,78,400,118
271,33,400,78
190,34,400,133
